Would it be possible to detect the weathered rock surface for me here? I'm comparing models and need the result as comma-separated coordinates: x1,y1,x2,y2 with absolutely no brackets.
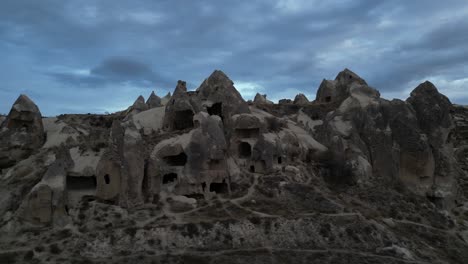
125,95,149,117
146,91,162,109
294,93,310,105
0,95,45,169
0,70,468,264
254,93,274,104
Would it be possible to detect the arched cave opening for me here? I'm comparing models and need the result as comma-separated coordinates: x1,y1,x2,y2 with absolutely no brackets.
163,152,188,166
238,142,252,158
209,180,228,194
67,175,97,190
207,102,223,121
163,173,178,184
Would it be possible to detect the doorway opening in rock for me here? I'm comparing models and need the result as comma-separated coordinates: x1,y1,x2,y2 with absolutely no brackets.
250,165,255,173
174,110,194,130
210,180,228,194
163,173,178,184
238,142,252,158
104,174,110,185
325,96,331,102
207,102,223,121
278,156,282,164
201,182,206,192
67,175,97,190
235,128,260,138
163,152,187,166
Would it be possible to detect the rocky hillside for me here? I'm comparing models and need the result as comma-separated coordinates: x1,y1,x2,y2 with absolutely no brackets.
1,69,468,264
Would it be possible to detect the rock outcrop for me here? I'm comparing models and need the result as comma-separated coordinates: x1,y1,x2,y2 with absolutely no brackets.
146,91,162,109
1,70,468,264
294,93,310,105
125,95,149,117
0,95,45,169
254,93,274,104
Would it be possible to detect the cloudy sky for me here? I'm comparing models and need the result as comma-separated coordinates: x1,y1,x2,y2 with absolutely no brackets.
1,0,468,115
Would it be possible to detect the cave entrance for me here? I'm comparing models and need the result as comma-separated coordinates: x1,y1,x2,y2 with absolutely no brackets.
238,142,252,158
174,110,194,130
67,175,97,206
163,152,187,166
207,102,223,121
325,96,332,102
210,180,228,194
235,128,260,138
67,175,97,190
278,156,282,164
163,173,178,184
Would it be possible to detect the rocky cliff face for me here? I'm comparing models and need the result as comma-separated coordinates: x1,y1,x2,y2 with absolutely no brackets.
0,70,468,264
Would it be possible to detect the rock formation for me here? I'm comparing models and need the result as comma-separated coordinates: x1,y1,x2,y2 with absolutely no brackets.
0,94,45,169
294,93,310,105
0,70,468,264
146,91,162,109
254,93,274,104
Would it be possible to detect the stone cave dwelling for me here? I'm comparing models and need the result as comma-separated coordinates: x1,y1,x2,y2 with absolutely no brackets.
1,69,468,263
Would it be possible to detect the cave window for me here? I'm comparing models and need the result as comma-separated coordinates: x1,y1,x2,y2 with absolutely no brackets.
210,180,228,194
163,173,178,184
207,102,223,121
238,142,252,158
311,113,320,120
325,96,332,102
67,175,97,190
163,152,187,166
104,174,110,185
278,156,282,164
201,182,206,192
250,165,255,173
174,110,194,130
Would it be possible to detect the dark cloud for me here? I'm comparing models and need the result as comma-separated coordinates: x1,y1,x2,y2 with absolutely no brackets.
47,57,168,88
0,0,467,115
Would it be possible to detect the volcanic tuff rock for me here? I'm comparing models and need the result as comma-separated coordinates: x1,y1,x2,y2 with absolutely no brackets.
146,91,162,109
293,93,310,105
0,94,45,169
0,69,468,264
254,93,274,105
